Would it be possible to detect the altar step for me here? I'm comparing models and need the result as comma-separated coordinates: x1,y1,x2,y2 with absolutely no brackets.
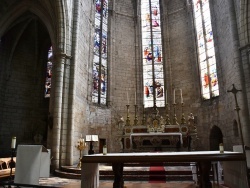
55,162,196,182
55,166,81,179
100,162,194,181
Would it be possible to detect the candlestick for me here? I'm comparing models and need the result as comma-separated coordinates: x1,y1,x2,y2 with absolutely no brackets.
135,92,136,105
11,137,16,149
165,103,171,125
142,105,146,126
134,105,138,126
165,89,167,103
172,103,179,125
173,89,175,104
126,105,131,126
181,102,186,124
9,145,16,182
180,89,183,103
76,136,87,168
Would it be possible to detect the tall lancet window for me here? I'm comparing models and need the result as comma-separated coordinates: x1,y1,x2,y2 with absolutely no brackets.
45,46,52,98
141,0,164,108
193,0,219,99
92,0,108,105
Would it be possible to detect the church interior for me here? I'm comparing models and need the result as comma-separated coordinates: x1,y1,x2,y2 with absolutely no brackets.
1,0,250,187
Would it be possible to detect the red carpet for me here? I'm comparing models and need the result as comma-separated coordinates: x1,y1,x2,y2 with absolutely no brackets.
148,162,166,183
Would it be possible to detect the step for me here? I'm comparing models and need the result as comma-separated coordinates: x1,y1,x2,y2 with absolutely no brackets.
54,168,81,179
99,163,194,181
55,162,195,181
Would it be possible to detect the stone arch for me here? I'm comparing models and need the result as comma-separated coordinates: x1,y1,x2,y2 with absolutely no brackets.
0,1,70,165
0,11,52,149
0,1,58,53
209,125,223,151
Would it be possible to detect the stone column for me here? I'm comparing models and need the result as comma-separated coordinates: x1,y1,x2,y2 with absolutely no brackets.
51,53,67,169
229,0,250,145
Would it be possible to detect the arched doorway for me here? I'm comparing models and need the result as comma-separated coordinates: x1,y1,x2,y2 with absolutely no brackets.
209,125,223,151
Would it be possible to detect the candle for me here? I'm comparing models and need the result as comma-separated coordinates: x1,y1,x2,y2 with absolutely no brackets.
180,89,183,103
11,137,16,149
127,92,129,104
135,92,136,105
219,143,224,153
173,89,175,104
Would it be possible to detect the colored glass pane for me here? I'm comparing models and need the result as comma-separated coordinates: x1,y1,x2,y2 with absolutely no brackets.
193,0,219,99
92,0,108,105
45,46,52,98
141,0,164,108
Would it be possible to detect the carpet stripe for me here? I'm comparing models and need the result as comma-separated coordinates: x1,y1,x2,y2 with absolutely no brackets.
148,163,166,183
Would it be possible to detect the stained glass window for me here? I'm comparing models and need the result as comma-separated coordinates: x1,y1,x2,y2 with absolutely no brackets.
141,0,165,108
92,0,108,105
193,0,219,99
45,46,52,98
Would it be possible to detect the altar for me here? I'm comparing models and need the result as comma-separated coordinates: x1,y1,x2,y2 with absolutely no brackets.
119,102,199,152
130,132,183,151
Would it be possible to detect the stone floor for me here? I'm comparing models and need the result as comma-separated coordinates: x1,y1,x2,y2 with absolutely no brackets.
39,176,81,187
0,163,228,188
98,181,227,188
37,177,229,188
35,163,228,188
0,176,228,188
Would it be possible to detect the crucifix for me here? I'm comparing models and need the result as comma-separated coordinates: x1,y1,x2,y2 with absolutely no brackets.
227,84,245,155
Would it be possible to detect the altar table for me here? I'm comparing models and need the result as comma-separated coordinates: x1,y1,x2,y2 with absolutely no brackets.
81,151,248,188
130,132,183,151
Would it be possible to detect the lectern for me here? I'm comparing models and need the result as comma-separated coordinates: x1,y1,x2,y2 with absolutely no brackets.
86,135,98,155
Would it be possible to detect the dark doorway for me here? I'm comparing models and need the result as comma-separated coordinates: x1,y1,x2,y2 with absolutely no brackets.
99,138,106,153
209,125,223,151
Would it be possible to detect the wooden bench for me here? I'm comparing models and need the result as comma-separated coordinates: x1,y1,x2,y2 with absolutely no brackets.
0,157,16,178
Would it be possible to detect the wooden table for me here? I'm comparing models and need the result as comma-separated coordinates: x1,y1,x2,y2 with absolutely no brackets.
81,151,248,188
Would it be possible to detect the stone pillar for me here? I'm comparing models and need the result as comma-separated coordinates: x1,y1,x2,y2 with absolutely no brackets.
228,0,250,146
51,53,67,169
62,55,72,166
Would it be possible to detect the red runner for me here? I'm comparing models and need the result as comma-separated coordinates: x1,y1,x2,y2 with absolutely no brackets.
149,162,166,183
